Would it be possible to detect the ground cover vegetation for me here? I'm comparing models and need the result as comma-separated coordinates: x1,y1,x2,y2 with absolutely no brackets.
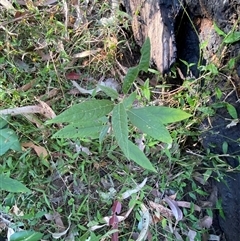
0,0,240,240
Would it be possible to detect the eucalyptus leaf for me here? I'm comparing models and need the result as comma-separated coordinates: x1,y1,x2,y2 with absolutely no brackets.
0,174,31,193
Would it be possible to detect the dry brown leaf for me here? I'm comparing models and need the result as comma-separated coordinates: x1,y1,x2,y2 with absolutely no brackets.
164,196,183,222
36,98,56,119
199,216,212,229
10,204,24,216
53,212,65,231
22,142,48,158
73,49,101,58
176,201,201,212
17,80,36,92
149,201,173,220
187,229,197,241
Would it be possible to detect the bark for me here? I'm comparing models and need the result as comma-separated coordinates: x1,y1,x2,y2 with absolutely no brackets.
123,0,181,74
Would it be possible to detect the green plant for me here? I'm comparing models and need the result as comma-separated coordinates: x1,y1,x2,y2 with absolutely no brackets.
46,38,192,172
0,116,21,156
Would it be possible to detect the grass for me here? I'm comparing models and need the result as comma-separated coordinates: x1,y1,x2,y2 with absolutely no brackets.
0,1,238,241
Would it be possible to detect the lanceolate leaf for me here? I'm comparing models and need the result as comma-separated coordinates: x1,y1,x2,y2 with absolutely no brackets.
52,122,105,139
131,106,191,124
122,38,150,94
213,22,227,37
122,92,137,109
138,37,150,72
0,116,8,129
0,174,31,193
127,141,157,172
46,100,114,124
98,85,119,99
122,66,139,94
10,230,43,241
112,103,129,158
127,108,172,144
226,103,238,119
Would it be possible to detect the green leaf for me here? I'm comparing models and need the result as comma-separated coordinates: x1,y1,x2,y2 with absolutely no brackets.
138,37,150,72
0,128,21,156
0,116,8,129
99,125,109,143
0,174,31,193
122,92,137,109
227,58,236,70
122,66,139,94
112,103,129,158
46,100,114,124
127,141,157,172
52,121,105,139
226,103,238,119
222,141,228,154
224,31,240,44
10,231,43,241
127,108,172,144
130,106,191,124
213,22,227,37
98,85,119,99
206,63,218,75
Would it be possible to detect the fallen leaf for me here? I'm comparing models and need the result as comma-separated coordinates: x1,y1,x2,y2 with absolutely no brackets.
72,49,101,58
66,72,81,80
174,230,184,240
176,201,201,212
149,201,173,220
137,204,150,241
121,178,147,199
11,204,24,216
226,119,239,128
37,98,56,119
164,196,183,222
7,227,15,241
0,0,15,13
22,142,48,159
187,229,197,241
112,200,122,214
199,216,212,229
51,223,70,239
208,234,220,241
17,80,35,91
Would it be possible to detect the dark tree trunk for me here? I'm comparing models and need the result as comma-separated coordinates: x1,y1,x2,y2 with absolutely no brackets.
123,0,240,76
